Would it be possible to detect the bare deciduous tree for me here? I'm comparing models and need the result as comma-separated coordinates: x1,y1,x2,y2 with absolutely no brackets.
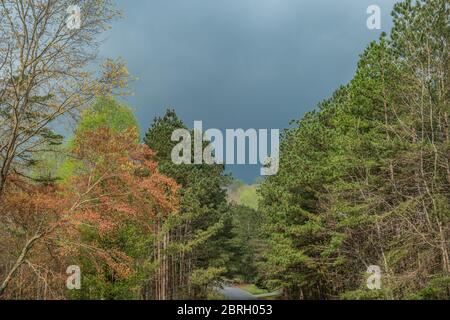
0,0,130,196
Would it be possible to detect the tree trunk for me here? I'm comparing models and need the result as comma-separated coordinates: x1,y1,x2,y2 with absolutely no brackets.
0,234,42,296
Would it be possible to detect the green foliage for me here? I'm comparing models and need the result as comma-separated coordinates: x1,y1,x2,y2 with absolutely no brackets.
143,109,232,299
76,96,139,138
190,267,226,287
257,0,450,300
227,205,265,282
413,276,450,300
69,224,153,300
240,284,270,296
60,97,140,182
238,185,259,210
65,97,148,300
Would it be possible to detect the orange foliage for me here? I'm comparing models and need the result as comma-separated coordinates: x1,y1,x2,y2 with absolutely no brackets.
0,178,70,299
0,127,180,298
63,127,180,277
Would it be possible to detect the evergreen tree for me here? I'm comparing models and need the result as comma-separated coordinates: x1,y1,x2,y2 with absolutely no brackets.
144,110,232,299
258,0,450,300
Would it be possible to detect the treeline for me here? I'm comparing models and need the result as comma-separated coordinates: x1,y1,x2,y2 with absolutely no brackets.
257,0,450,299
1,0,449,301
142,109,233,299
0,97,235,300
0,0,236,300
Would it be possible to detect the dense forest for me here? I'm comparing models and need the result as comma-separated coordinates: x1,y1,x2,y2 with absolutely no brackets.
0,0,449,300
258,0,450,299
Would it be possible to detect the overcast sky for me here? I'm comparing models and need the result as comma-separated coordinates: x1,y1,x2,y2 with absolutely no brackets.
99,0,400,183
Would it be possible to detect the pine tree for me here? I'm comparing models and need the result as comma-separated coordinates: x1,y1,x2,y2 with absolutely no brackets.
143,110,232,299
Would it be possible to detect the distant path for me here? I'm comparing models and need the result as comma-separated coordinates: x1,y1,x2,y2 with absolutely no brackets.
218,286,258,300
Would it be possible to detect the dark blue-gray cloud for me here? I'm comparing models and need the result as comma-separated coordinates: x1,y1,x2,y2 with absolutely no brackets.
99,0,399,183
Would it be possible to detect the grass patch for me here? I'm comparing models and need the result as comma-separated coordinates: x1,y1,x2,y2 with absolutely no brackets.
239,284,270,295
207,290,226,300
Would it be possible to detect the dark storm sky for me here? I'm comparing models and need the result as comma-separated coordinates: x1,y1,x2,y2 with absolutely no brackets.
99,0,399,183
